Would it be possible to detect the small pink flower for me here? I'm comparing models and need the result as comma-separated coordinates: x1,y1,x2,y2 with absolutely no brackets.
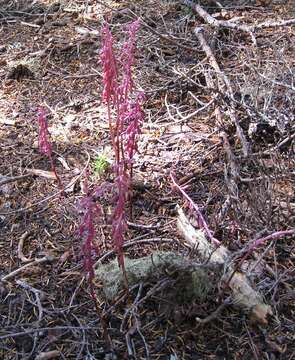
124,95,144,161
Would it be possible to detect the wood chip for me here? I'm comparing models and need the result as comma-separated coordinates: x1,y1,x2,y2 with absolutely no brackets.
35,350,60,360
27,169,57,179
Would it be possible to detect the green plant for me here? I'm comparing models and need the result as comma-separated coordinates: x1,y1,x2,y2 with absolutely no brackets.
93,154,110,176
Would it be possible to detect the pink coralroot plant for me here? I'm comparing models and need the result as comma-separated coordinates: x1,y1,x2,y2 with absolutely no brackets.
78,181,102,300
37,107,63,190
100,19,144,279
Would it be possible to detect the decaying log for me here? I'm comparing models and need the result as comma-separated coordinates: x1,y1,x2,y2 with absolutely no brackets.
95,207,272,324
96,251,211,303
177,207,273,324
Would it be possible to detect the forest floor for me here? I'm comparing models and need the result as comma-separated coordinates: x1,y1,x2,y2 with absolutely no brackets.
0,0,294,359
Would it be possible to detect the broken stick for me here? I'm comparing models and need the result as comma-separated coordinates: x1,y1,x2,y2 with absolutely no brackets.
194,27,250,157
177,207,273,324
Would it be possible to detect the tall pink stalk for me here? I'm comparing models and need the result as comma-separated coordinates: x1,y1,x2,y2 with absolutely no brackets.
78,180,101,300
100,25,118,159
170,173,220,246
100,20,143,278
37,107,63,190
118,19,140,100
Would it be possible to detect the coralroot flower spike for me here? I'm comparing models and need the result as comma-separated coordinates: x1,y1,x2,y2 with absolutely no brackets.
37,107,52,158
37,107,62,190
100,19,143,285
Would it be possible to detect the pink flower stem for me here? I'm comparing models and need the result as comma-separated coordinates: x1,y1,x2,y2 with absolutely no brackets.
247,229,295,255
225,228,295,288
170,173,220,245
49,157,63,193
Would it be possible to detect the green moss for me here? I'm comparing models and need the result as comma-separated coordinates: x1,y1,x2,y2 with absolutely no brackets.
172,267,209,304
95,251,210,303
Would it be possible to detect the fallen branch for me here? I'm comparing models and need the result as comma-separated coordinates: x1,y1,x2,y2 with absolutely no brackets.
194,27,250,157
185,1,295,42
177,207,273,324
192,2,256,44
1,255,55,282
253,18,295,29
193,4,256,45
17,231,32,262
0,173,32,187
171,173,220,246
171,174,273,324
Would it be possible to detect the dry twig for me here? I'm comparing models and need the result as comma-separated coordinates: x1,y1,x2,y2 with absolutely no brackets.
186,1,295,43
0,174,32,186
15,279,44,322
194,27,250,157
17,231,33,263
35,351,60,360
1,255,55,282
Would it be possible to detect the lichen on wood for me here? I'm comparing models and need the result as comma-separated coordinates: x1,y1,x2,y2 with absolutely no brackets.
95,251,211,303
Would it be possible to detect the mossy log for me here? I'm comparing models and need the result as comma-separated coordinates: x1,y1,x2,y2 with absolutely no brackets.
95,208,272,324
96,251,211,304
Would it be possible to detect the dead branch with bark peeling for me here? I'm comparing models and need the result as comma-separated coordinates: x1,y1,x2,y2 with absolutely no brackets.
177,206,273,324
184,1,295,45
